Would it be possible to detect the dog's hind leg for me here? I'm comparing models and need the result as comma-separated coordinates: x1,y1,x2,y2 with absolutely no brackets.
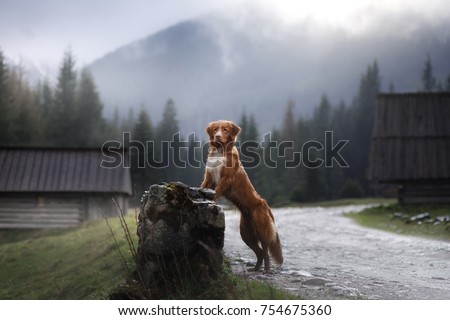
260,241,271,274
240,216,263,271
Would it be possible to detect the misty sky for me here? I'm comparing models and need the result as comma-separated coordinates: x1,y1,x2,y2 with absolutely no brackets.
0,0,448,73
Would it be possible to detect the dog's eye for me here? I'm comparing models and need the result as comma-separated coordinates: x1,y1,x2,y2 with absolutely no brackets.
214,128,218,132
223,128,228,133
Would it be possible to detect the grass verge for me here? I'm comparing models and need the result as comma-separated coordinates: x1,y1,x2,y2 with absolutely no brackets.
0,214,138,299
0,212,296,300
346,203,450,241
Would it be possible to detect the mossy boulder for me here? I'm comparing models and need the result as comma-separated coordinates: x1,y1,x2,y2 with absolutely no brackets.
136,182,224,297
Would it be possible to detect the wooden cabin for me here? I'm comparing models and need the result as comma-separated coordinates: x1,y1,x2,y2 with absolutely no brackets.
0,147,132,228
369,93,450,204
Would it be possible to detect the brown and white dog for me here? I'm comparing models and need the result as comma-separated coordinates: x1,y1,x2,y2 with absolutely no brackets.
201,120,283,273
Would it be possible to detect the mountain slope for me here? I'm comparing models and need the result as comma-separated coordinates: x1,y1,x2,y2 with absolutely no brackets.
90,14,450,134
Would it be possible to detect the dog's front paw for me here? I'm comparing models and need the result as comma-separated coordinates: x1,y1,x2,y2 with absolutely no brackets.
199,188,215,200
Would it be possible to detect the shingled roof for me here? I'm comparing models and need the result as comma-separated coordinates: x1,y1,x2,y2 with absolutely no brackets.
369,93,450,183
0,147,132,194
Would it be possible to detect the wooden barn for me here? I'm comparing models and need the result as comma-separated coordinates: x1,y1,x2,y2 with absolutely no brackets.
0,147,132,228
369,93,450,204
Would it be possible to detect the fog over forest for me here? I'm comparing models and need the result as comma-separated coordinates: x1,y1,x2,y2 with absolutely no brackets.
89,10,450,133
1,1,450,202
2,4,450,133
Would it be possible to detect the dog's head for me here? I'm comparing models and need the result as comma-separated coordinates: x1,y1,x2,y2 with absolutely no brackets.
206,120,241,148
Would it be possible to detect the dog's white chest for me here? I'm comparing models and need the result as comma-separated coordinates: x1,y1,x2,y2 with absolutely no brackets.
206,155,226,185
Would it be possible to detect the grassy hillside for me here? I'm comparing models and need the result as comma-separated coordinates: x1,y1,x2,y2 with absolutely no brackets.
0,213,138,299
0,210,294,300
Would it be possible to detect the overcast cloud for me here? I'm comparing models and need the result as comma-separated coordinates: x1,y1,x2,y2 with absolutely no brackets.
0,0,239,67
0,0,448,72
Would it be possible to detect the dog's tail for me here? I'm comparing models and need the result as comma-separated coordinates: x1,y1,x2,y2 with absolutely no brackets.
269,229,284,265
264,206,283,265
254,203,283,265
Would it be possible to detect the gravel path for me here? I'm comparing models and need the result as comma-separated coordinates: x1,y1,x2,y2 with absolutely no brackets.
224,205,450,299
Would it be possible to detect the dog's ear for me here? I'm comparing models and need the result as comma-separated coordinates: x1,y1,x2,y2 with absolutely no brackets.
206,122,214,138
231,123,241,138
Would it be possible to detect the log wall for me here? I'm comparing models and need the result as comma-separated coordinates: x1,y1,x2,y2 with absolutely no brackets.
0,193,129,228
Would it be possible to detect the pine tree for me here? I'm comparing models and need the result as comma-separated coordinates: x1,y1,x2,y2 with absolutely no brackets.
75,67,103,146
0,49,110,148
331,101,349,138
37,79,54,143
14,78,35,145
247,113,259,142
349,61,381,192
103,106,121,141
313,94,331,137
240,112,261,186
0,49,15,145
122,107,135,133
156,99,179,141
7,66,38,145
156,99,180,182
239,110,259,142
277,100,298,199
422,54,436,92
131,109,154,195
51,50,78,146
280,100,296,141
301,94,332,199
0,50,7,103
134,110,154,147
328,100,350,199
238,110,249,143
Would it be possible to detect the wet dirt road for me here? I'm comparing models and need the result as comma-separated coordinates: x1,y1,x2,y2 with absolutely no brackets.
224,205,450,299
